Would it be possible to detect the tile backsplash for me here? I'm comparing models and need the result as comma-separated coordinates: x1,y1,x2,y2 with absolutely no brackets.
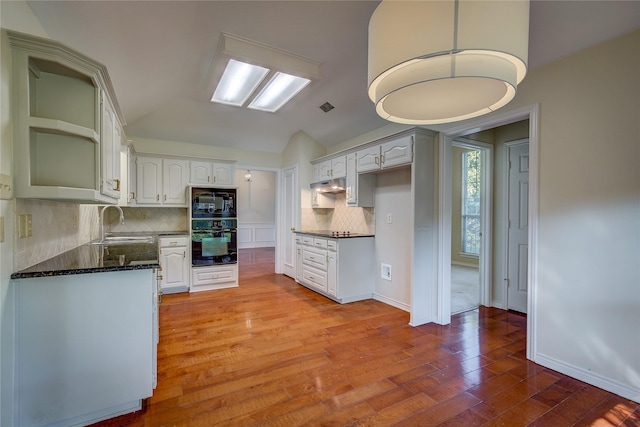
301,193,375,234
14,201,188,272
15,199,99,271
106,207,188,233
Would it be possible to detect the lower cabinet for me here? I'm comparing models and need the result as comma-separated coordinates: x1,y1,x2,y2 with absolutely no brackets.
296,234,374,303
13,269,156,427
158,235,189,294
191,264,238,292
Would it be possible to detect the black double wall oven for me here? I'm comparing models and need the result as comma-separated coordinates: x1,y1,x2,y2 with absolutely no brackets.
190,187,237,266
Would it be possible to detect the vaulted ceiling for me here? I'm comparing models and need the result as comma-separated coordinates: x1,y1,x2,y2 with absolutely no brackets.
25,0,640,154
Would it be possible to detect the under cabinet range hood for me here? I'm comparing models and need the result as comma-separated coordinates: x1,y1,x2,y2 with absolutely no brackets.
310,177,346,194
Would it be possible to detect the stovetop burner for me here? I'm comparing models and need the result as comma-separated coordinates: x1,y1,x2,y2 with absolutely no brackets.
330,231,351,237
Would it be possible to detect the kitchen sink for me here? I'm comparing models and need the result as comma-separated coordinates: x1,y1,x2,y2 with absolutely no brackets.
90,236,155,245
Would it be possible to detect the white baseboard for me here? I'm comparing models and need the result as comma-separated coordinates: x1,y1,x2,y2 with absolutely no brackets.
373,293,410,312
535,353,640,403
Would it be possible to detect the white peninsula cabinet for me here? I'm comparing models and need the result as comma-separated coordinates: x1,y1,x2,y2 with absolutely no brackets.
158,235,190,293
296,233,374,303
8,30,124,203
13,269,157,427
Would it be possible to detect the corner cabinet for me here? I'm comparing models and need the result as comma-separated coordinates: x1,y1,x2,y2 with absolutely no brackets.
8,30,125,203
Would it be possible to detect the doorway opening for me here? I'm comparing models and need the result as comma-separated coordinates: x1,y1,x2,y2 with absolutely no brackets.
450,140,493,314
437,104,539,360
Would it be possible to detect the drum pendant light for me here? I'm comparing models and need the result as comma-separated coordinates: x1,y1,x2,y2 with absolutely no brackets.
368,0,530,125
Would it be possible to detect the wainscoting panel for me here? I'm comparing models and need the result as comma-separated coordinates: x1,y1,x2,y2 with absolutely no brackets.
237,223,276,248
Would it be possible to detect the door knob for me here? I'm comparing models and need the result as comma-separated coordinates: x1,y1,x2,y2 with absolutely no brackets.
290,227,295,231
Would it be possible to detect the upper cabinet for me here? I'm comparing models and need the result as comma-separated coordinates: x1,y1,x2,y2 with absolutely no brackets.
8,31,125,203
189,161,235,186
135,157,188,206
313,156,346,182
357,135,413,173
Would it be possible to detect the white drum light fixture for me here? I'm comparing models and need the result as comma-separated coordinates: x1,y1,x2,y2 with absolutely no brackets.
368,0,530,125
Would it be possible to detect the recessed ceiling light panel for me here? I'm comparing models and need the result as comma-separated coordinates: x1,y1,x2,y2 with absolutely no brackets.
211,59,269,106
247,72,311,113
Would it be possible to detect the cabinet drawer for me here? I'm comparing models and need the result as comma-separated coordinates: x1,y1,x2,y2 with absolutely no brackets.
295,235,302,244
312,238,328,249
159,236,189,247
303,247,327,270
301,235,314,245
302,266,327,291
327,240,337,251
191,265,237,286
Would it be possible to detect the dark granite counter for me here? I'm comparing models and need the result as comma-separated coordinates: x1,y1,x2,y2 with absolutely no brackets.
10,231,189,280
294,230,374,238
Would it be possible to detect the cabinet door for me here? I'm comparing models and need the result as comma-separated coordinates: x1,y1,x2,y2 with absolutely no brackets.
381,135,413,169
327,249,337,297
346,153,357,205
136,157,162,204
331,156,347,179
159,246,188,292
317,161,332,180
296,243,303,283
356,145,381,173
100,95,120,199
189,161,212,185
212,163,234,185
163,159,187,205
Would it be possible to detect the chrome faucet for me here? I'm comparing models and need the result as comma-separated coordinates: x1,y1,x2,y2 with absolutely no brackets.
99,205,125,242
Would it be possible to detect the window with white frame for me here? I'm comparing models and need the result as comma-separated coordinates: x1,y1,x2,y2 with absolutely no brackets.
462,150,481,255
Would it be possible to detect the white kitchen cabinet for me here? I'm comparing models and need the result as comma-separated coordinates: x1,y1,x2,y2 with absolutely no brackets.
346,152,375,207
189,161,235,185
314,156,347,181
191,264,238,292
8,30,124,204
356,135,414,172
100,93,122,199
135,156,188,206
297,233,374,303
163,159,188,205
13,269,156,426
295,236,303,283
158,236,189,294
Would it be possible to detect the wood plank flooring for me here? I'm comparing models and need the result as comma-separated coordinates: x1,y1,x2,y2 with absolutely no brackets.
92,248,639,426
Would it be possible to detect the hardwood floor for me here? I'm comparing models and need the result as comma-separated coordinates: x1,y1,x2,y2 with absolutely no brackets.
93,248,639,426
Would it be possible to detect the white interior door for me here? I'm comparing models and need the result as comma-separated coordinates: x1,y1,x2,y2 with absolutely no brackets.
281,166,297,278
507,142,529,313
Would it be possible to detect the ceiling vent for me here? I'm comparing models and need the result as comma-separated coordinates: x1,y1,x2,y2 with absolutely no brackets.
319,102,335,113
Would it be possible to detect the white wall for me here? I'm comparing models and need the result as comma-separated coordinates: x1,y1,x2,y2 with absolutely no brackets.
373,167,412,311
235,169,276,248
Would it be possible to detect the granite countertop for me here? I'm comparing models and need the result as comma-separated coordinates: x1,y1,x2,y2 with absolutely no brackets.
294,230,375,238
11,231,189,280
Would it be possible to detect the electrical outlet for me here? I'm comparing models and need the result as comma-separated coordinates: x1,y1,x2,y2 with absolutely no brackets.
72,213,78,229
381,263,392,281
25,214,32,237
387,213,392,224
140,211,148,221
0,216,4,242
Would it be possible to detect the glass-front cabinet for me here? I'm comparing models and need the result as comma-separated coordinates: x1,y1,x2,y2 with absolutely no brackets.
8,30,125,203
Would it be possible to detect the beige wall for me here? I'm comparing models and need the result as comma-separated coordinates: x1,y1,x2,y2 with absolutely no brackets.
480,30,640,397
235,169,276,224
131,137,282,169
282,130,326,214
